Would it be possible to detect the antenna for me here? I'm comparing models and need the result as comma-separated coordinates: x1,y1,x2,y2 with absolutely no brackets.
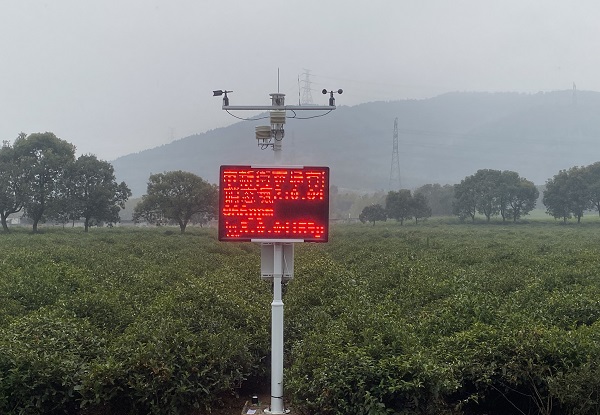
389,117,401,189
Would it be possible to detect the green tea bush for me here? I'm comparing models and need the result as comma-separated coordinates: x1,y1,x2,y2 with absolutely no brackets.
81,315,255,414
285,223,600,414
3,224,600,414
0,307,105,414
0,228,270,414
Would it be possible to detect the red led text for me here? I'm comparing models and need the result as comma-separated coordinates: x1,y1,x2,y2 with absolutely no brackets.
219,166,329,242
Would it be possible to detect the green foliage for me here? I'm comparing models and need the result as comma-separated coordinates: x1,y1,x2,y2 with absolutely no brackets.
453,175,477,221
0,138,27,232
586,161,600,217
64,154,132,232
3,224,600,414
506,174,539,222
454,169,538,223
0,228,269,414
133,171,217,233
13,132,77,232
286,224,600,414
1,133,129,233
359,203,387,225
411,193,431,224
544,163,600,223
544,169,573,223
473,169,502,221
0,307,105,414
386,189,413,225
385,190,432,225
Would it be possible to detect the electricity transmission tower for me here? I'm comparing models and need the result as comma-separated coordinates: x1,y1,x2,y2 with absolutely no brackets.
389,117,401,189
300,69,314,105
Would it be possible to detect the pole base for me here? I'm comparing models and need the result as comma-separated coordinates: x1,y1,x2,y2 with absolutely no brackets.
241,401,293,415
263,409,291,415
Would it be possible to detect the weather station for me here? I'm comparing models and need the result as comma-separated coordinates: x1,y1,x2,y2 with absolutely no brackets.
214,83,342,415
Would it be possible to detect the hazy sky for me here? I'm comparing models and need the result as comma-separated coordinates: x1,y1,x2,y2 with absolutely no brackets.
2,0,599,160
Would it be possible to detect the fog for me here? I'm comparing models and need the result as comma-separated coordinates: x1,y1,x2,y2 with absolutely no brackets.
1,0,599,161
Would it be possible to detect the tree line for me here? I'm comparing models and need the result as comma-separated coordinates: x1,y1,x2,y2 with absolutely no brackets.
0,132,131,232
358,164,600,225
453,169,539,222
359,189,433,225
0,132,220,234
6,132,600,232
130,161,600,228
360,169,538,225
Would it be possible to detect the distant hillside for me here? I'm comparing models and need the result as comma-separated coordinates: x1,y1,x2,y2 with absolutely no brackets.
112,90,600,196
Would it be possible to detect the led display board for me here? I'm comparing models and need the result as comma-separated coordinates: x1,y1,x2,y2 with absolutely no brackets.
219,165,329,242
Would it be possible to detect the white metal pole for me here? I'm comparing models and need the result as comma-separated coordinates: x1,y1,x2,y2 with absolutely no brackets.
269,242,285,414
270,93,285,163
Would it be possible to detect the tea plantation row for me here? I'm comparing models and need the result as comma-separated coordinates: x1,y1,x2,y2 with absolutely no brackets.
1,222,600,414
0,229,270,414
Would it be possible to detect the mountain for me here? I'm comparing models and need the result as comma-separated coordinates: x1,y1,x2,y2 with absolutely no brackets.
112,90,600,197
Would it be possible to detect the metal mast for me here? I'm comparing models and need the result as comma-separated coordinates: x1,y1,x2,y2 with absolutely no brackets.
213,85,342,415
389,117,401,189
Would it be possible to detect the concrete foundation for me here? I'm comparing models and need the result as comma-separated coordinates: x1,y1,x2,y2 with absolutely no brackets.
241,400,295,415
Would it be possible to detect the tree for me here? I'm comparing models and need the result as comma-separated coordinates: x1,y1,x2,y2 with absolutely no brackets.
411,193,431,224
473,169,502,222
66,155,131,232
133,198,164,226
133,171,217,233
543,170,574,223
506,177,539,222
497,171,519,222
584,162,600,217
493,170,539,222
0,136,27,232
454,169,537,223
13,132,76,232
453,176,477,222
385,189,412,225
359,204,387,226
565,166,591,223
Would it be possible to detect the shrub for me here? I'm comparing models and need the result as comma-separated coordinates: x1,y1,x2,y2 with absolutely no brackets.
0,308,105,414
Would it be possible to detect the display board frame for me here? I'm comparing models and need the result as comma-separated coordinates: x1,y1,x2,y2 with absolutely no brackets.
218,165,330,242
